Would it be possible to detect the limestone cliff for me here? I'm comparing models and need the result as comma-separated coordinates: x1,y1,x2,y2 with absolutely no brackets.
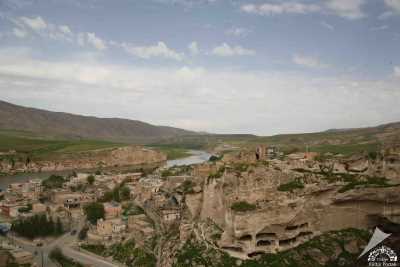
177,149,400,260
0,146,166,174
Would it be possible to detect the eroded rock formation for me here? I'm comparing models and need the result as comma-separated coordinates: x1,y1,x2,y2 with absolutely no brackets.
0,146,166,174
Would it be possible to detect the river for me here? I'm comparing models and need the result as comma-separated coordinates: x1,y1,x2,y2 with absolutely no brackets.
0,150,211,190
165,149,211,168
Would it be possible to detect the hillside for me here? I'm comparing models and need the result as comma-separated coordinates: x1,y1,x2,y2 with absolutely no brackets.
153,122,400,155
0,100,195,143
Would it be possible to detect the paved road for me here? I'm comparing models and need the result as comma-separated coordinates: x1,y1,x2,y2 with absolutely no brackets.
63,247,120,267
7,217,119,267
7,233,57,267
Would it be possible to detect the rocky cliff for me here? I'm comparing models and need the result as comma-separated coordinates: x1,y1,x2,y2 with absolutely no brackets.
176,148,400,261
0,146,166,174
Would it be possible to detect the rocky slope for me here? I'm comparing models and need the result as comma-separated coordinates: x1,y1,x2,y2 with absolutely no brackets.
0,146,166,174
142,144,400,266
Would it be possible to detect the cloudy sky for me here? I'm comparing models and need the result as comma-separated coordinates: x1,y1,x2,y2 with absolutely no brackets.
0,0,399,135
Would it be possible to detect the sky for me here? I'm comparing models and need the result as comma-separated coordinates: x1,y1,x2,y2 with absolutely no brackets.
0,0,399,135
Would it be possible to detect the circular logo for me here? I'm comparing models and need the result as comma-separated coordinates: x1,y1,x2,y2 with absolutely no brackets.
368,245,398,267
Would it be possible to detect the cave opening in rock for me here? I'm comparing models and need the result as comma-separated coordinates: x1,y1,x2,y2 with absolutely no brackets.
256,240,272,247
256,232,276,239
248,251,265,258
239,234,252,241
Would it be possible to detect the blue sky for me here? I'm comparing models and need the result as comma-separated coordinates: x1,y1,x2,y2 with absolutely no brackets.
0,0,399,135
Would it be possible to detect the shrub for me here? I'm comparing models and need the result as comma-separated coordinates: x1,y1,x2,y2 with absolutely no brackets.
231,201,257,212
83,202,105,224
87,175,95,185
209,155,221,162
42,175,65,189
11,214,63,239
278,179,304,192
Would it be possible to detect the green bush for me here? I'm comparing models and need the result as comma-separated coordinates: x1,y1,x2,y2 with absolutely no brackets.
278,178,304,192
81,244,106,256
83,202,105,224
50,247,83,267
87,175,95,185
231,201,257,212
338,176,394,193
11,214,63,239
209,155,222,162
42,175,65,189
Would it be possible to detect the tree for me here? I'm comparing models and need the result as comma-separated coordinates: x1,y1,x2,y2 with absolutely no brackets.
11,214,62,239
78,226,89,240
120,186,131,201
42,175,65,189
56,217,63,235
87,175,95,185
83,202,105,224
112,187,121,202
48,216,55,235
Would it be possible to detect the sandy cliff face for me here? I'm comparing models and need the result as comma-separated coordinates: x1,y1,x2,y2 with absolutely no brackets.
180,150,400,260
0,146,166,174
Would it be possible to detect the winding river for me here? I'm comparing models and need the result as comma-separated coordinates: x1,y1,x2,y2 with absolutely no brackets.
0,150,211,190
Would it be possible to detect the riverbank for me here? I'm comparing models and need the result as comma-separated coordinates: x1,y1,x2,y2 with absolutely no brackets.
0,150,211,190
148,145,192,160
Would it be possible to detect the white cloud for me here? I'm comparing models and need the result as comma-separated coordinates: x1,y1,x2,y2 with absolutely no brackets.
120,41,184,61
242,0,366,19
154,0,217,8
13,28,27,38
12,16,74,42
378,11,394,19
321,21,334,30
394,66,400,77
59,25,72,35
293,54,329,69
19,16,47,30
325,0,366,20
86,32,107,50
370,25,389,31
77,33,85,46
384,0,400,14
241,2,320,15
0,49,399,134
188,41,199,55
225,27,251,37
212,43,255,57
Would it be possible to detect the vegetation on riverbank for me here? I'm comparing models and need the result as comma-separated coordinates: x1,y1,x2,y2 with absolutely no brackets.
0,131,125,161
42,175,66,189
147,145,191,160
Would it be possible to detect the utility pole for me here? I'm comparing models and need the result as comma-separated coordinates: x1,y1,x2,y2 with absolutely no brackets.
41,250,44,267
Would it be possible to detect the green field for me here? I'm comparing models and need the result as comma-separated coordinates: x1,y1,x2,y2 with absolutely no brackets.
0,132,125,160
147,144,191,160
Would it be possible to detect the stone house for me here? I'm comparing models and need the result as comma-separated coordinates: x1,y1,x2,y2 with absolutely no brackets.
94,218,126,239
32,202,47,214
103,201,122,219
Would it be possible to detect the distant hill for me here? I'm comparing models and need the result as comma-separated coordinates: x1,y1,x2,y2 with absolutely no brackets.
0,100,195,143
152,121,400,156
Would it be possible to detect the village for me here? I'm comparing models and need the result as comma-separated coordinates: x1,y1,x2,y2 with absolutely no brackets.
0,142,399,266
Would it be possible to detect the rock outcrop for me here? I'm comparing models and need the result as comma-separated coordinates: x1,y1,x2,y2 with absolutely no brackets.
0,146,166,174
176,149,400,260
